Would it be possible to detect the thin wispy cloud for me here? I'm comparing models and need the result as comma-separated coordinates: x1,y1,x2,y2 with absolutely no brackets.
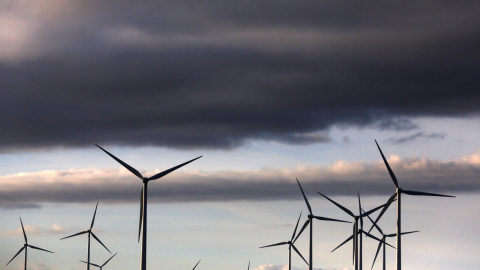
1,152,478,208
387,132,446,144
1,224,68,237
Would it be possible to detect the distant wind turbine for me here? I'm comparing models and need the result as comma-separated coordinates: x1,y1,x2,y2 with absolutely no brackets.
365,211,418,270
6,218,54,270
60,202,111,270
370,140,454,270
192,259,201,270
247,261,250,270
95,144,202,270
318,192,387,270
260,212,309,270
294,178,351,270
80,252,118,270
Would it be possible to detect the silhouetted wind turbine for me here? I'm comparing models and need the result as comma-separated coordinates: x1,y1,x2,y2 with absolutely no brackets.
80,252,118,270
95,144,202,270
192,259,201,270
60,202,110,270
318,192,386,270
247,261,250,270
294,178,351,270
6,218,54,270
260,212,309,270
370,140,454,270
365,211,418,270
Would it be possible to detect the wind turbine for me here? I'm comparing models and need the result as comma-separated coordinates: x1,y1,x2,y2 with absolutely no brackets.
95,144,202,270
60,202,111,270
365,211,418,270
6,218,54,270
370,140,454,270
80,252,118,270
293,178,351,270
260,212,309,270
192,259,201,270
247,261,250,270
318,192,387,270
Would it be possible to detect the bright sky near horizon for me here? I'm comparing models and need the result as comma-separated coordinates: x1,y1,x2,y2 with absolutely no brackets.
1,1,479,270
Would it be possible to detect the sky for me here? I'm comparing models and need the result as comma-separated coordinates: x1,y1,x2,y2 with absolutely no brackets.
0,0,479,269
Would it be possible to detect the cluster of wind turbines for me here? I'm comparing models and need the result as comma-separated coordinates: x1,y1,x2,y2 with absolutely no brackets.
7,144,202,270
6,141,454,270
7,204,117,270
259,140,454,270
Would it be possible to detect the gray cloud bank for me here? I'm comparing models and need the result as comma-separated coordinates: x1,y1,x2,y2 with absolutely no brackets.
1,0,479,151
1,153,478,208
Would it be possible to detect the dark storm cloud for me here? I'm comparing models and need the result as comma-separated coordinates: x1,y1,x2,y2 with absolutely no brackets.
1,0,479,150
1,153,478,208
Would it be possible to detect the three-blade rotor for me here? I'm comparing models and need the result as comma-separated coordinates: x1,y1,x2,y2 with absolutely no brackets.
259,212,309,266
369,140,455,232
6,218,54,267
60,202,110,253
96,144,202,242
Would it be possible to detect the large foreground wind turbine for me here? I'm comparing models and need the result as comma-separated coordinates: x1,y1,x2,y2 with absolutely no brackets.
95,144,202,270
371,140,454,270
80,252,118,270
294,178,351,270
60,202,111,270
6,218,54,270
318,192,386,270
365,212,418,270
260,212,308,270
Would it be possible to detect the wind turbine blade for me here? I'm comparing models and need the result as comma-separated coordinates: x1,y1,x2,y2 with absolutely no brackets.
102,252,118,267
368,193,397,233
386,230,419,237
247,261,250,270
362,230,383,243
91,232,111,253
79,260,101,267
358,193,363,229
352,224,356,264
402,189,455,198
60,230,88,240
6,246,25,266
259,242,289,248
27,245,54,253
317,192,355,218
371,240,382,269
363,208,383,235
291,244,309,266
312,215,351,223
20,217,28,243
291,212,302,242
138,187,143,243
95,144,144,180
401,230,420,235
192,259,201,270
360,200,391,219
331,234,353,253
293,219,310,243
296,178,312,214
147,156,202,181
90,201,99,230
375,140,399,188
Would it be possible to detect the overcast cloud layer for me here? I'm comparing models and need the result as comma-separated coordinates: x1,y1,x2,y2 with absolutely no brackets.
1,152,478,208
0,0,479,151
